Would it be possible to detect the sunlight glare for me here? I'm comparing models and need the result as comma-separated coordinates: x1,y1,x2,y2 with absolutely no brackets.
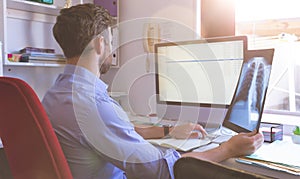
235,0,300,22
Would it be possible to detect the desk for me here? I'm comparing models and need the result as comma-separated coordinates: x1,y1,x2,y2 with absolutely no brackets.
130,114,300,178
220,136,299,178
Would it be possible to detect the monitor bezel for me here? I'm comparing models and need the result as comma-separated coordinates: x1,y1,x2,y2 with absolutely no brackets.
154,35,248,109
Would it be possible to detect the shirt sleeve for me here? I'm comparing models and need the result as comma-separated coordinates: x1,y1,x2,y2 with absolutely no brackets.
73,93,181,179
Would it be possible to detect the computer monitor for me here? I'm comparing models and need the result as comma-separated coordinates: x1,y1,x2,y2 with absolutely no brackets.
154,36,248,127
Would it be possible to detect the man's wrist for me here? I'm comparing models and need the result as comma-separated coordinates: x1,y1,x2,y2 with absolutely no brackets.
163,125,170,136
163,125,173,136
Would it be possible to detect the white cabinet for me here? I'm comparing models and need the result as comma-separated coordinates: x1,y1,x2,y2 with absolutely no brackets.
0,0,96,99
0,0,116,99
0,0,62,65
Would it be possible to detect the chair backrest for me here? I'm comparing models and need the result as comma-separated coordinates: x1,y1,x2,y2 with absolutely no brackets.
174,157,272,179
0,77,73,179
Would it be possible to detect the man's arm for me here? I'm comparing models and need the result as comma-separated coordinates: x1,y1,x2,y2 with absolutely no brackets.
134,123,207,139
134,124,166,139
182,130,264,162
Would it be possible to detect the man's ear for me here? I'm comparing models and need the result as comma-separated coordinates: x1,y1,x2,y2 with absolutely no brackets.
94,36,104,55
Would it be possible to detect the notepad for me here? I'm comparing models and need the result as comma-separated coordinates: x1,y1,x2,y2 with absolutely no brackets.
147,138,211,152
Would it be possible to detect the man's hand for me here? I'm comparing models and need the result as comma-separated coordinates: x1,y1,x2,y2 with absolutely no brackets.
221,130,264,157
169,123,207,139
182,130,264,162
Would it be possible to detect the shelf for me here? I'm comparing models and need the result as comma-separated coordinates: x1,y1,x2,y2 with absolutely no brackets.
4,61,65,67
4,60,121,68
7,0,60,16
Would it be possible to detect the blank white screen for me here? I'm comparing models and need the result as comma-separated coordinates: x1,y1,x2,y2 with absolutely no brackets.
157,40,244,105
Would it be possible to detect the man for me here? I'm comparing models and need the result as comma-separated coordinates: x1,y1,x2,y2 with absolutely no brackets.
42,3,264,179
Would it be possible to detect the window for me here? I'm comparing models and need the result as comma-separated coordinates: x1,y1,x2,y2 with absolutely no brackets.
235,0,300,115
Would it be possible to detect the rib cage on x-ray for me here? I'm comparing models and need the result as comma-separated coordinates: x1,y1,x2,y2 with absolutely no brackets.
233,57,267,116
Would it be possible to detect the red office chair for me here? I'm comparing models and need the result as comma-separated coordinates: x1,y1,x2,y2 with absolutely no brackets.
0,77,73,179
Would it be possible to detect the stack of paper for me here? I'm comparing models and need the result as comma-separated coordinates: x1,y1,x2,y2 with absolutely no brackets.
237,140,300,175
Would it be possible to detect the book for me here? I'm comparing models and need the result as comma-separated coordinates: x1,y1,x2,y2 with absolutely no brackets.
21,52,64,58
20,59,66,64
7,53,22,62
147,138,211,152
7,52,66,65
19,47,55,54
19,54,66,63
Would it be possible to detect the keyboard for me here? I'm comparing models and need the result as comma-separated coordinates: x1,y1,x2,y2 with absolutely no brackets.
157,119,235,144
205,127,236,144
210,134,233,144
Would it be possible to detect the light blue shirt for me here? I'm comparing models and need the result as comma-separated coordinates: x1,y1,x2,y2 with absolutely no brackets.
42,65,180,179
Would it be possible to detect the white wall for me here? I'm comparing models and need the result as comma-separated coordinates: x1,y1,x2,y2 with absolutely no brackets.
101,0,199,115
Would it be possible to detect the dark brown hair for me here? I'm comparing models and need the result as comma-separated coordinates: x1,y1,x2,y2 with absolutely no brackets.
53,3,112,58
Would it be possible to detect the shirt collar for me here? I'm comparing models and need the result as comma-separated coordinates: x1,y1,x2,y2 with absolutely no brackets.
63,64,108,91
